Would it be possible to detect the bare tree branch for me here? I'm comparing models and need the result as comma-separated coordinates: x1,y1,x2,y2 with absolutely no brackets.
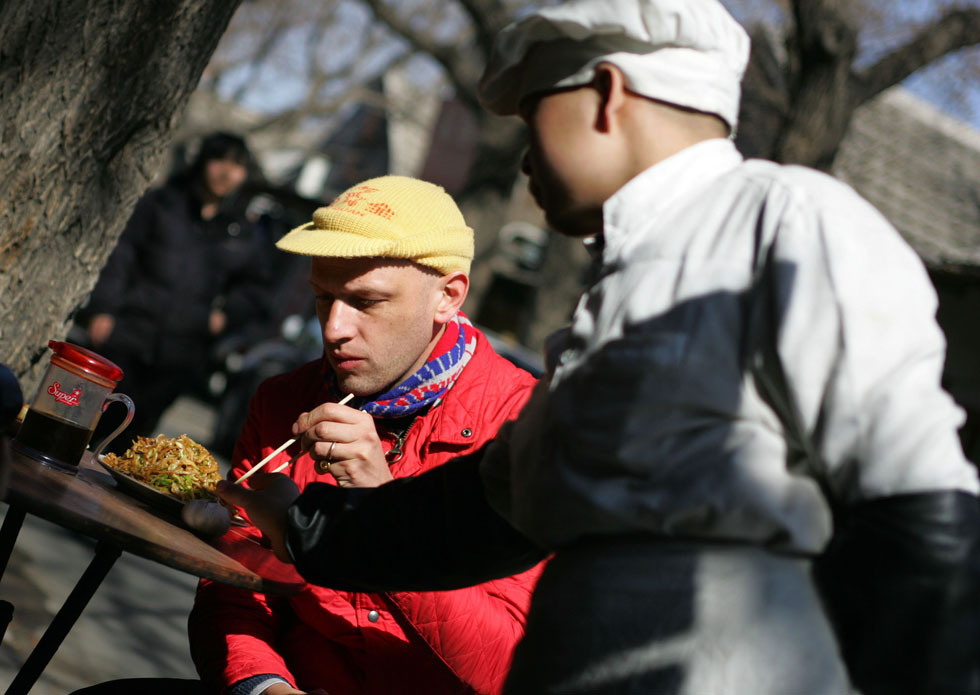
792,0,856,66
302,19,326,86
231,6,295,103
856,7,980,103
246,52,412,138
457,0,511,60
360,0,482,109
735,25,793,159
771,0,860,167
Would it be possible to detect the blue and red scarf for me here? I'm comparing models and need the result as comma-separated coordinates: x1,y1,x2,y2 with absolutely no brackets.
323,313,477,418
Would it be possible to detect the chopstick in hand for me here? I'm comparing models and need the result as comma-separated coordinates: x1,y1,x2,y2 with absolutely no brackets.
235,392,355,484
270,453,301,474
235,437,294,484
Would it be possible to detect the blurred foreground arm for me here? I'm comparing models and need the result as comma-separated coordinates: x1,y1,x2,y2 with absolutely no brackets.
220,450,546,591
817,490,980,694
288,449,546,591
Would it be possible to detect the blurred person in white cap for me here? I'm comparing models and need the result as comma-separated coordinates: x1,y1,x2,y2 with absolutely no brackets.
218,2,980,694
72,176,543,695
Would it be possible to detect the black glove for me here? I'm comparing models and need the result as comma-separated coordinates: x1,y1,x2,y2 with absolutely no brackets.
815,490,980,695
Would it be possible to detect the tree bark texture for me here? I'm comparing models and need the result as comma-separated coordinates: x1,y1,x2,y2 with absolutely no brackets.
0,0,242,390
774,0,860,169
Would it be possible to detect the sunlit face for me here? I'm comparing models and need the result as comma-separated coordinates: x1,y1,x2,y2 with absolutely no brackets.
519,87,609,237
203,158,248,200
310,257,446,397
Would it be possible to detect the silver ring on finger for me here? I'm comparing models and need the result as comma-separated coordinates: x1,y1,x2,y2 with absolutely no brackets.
315,441,337,475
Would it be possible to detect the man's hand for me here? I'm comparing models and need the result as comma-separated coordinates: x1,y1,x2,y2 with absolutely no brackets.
87,314,115,347
215,473,300,562
292,402,393,488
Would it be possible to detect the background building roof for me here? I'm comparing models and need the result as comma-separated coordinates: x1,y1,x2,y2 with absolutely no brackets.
835,87,980,275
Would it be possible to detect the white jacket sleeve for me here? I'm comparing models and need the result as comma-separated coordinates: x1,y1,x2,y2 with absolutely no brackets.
770,168,979,502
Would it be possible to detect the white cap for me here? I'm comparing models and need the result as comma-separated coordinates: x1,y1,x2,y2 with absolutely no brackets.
478,0,750,132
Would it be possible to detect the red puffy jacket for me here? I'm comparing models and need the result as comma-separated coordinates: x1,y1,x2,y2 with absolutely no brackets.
189,328,541,695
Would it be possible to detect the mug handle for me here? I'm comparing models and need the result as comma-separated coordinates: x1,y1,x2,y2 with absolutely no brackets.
89,393,135,460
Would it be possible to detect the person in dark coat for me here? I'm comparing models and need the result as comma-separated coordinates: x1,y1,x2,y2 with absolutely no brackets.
87,132,271,454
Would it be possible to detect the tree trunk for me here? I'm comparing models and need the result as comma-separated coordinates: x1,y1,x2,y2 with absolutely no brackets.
0,0,242,390
457,111,527,310
773,0,860,169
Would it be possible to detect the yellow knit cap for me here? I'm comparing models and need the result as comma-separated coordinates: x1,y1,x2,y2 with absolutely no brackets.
276,175,474,275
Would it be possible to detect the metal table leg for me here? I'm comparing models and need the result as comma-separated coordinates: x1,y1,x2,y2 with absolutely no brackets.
0,506,27,644
0,505,26,580
0,600,13,644
5,540,121,695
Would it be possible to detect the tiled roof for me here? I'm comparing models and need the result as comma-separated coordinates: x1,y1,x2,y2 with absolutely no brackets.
834,87,980,273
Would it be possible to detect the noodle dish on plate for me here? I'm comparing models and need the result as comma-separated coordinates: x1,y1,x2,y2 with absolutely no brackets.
99,434,223,513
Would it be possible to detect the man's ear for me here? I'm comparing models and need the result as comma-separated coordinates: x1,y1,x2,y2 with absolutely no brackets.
434,271,469,324
594,63,627,133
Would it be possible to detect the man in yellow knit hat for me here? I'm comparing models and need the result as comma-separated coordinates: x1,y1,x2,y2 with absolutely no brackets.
189,175,542,695
73,176,542,695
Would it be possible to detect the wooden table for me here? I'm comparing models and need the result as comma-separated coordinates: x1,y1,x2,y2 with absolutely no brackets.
0,449,305,695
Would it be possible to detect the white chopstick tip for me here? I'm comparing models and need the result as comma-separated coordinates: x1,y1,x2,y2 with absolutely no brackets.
234,393,355,483
235,437,295,484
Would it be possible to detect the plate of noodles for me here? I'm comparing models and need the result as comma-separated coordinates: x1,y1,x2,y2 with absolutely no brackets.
98,434,224,517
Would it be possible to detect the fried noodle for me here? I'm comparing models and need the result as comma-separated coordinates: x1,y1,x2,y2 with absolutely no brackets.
103,434,223,502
